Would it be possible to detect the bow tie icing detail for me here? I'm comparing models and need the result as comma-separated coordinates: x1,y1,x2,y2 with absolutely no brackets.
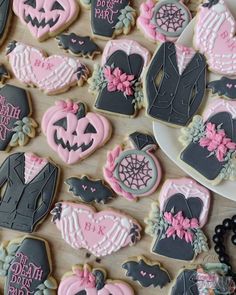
103,66,135,96
74,268,96,288
199,122,236,162
28,153,45,164
164,211,199,243
56,99,79,113
180,46,191,55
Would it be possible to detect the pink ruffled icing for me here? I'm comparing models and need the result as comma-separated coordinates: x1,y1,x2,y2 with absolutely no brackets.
103,66,135,96
55,99,79,113
164,211,199,243
199,122,236,162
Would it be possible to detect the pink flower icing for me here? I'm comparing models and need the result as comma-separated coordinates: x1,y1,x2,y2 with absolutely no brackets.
164,211,199,243
199,122,236,162
56,99,79,113
103,66,135,96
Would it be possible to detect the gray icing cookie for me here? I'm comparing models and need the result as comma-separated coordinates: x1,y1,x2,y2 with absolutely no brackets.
122,256,170,288
208,77,236,99
56,33,101,59
65,175,114,203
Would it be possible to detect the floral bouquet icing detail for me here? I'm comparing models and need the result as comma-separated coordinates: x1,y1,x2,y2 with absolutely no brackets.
145,178,210,261
180,99,236,184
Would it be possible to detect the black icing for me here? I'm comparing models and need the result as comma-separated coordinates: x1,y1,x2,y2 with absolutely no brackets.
0,64,9,82
51,1,65,10
152,193,204,261
202,0,220,8
95,50,144,116
57,33,101,58
65,176,113,203
53,117,67,130
75,291,87,295
145,42,206,126
181,111,236,180
93,269,106,290
5,237,52,293
84,123,97,134
0,152,59,232
91,0,129,38
24,0,36,8
122,259,170,288
0,84,31,150
208,77,236,99
171,269,199,295
6,40,17,55
129,132,157,150
0,0,11,41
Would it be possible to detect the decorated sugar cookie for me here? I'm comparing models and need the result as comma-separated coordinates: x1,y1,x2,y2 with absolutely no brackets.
57,33,101,59
180,99,236,185
51,202,142,257
0,236,57,294
208,77,236,99
80,0,136,39
13,0,79,42
145,178,210,261
145,41,207,126
170,264,236,295
89,39,150,117
42,100,112,164
122,256,170,288
137,0,191,43
58,264,134,295
0,152,59,233
0,0,11,47
194,0,236,76
66,176,114,203
104,132,162,201
0,66,38,151
7,41,89,95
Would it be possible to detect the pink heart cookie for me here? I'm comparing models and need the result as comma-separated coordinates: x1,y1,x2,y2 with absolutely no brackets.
51,202,142,257
13,0,79,41
7,41,89,95
42,100,112,164
58,264,134,295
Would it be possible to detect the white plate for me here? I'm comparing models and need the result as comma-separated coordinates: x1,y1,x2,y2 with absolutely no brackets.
153,0,236,201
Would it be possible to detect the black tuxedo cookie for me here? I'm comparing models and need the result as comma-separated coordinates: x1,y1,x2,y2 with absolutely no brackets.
0,236,57,294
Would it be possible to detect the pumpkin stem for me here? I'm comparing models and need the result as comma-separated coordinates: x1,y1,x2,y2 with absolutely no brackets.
76,103,86,119
93,270,106,290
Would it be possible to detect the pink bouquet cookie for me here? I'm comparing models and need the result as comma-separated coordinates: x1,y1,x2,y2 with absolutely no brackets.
13,0,79,41
145,178,210,261
58,264,134,295
42,100,112,164
104,132,162,201
137,0,191,43
51,202,142,257
6,41,89,95
194,0,236,75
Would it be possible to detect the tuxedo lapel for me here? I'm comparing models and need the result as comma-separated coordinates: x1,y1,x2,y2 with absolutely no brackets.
182,54,201,77
28,163,54,185
13,153,25,184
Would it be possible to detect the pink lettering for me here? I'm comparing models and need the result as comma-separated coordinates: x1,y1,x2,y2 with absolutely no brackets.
98,226,106,235
34,59,41,67
85,222,91,231
95,0,122,24
46,63,54,70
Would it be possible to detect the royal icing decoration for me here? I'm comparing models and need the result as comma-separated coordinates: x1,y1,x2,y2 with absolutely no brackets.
194,0,236,75
0,72,38,151
137,0,191,43
58,264,134,295
80,0,136,39
145,178,210,261
0,152,59,233
171,264,236,295
57,33,101,59
42,100,112,165
66,176,114,204
0,64,10,83
104,132,162,201
0,236,57,295
89,39,150,117
208,77,236,99
6,41,89,95
51,202,142,257
180,99,236,184
0,0,11,46
13,0,79,41
122,256,170,288
145,41,207,126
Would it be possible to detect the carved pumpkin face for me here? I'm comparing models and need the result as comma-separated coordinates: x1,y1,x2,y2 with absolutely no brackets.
13,0,78,40
42,100,111,164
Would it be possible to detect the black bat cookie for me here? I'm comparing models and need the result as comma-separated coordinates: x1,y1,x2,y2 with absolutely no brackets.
208,77,236,99
122,257,170,288
65,176,113,203
56,33,101,59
